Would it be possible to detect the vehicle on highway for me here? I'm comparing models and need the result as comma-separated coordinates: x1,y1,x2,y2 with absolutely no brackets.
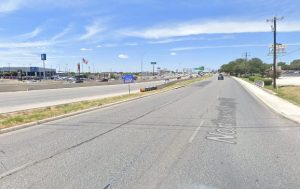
100,78,109,82
218,74,224,80
73,79,83,83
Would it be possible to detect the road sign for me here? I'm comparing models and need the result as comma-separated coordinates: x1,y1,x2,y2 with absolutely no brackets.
41,54,47,61
194,66,204,71
122,74,135,83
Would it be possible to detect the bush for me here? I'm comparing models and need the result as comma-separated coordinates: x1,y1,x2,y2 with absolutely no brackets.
249,76,255,81
249,76,263,82
263,79,273,86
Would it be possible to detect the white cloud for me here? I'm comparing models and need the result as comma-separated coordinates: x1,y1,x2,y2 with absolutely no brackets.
118,54,129,59
80,20,106,40
170,52,177,56
0,40,55,49
0,0,85,14
148,35,235,44
124,42,138,46
80,48,93,51
52,24,73,40
148,36,203,44
0,0,22,13
171,44,269,52
121,20,300,39
96,45,102,48
19,27,43,39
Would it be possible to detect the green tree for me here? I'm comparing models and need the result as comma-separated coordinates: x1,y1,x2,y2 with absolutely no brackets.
220,57,269,77
248,58,263,75
290,59,300,70
277,62,290,70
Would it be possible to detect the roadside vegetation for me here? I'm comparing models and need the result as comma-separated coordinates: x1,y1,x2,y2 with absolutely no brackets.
265,86,300,106
219,57,300,106
220,58,300,77
0,75,212,130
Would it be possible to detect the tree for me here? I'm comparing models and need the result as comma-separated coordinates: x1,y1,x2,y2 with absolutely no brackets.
248,58,264,75
220,57,269,77
277,62,290,70
290,59,300,70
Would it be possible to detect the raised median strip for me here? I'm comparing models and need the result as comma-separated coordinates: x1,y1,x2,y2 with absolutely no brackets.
0,75,212,134
234,77,300,124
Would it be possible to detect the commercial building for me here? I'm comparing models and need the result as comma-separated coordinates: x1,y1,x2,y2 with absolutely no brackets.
0,67,56,77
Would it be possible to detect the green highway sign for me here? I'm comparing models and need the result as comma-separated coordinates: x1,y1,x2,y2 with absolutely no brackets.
194,66,205,71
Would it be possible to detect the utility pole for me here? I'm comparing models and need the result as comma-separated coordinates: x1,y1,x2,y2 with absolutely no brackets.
267,16,283,89
243,52,250,75
141,55,144,79
140,53,146,79
244,52,249,62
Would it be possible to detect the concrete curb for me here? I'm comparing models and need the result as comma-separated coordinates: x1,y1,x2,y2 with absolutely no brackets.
0,85,185,135
233,77,300,125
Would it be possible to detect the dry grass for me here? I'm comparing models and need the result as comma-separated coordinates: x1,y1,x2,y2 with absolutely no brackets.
275,86,300,106
0,75,212,129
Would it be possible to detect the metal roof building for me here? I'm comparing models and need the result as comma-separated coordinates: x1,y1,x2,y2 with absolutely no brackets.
0,67,56,77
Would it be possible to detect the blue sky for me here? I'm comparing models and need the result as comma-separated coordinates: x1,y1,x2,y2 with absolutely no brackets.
1,0,300,72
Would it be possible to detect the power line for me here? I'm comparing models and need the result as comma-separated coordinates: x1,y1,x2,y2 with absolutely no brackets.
282,47,300,56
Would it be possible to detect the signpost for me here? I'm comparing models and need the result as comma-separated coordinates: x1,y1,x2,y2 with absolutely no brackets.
77,63,81,76
151,62,157,76
41,54,47,79
122,74,135,95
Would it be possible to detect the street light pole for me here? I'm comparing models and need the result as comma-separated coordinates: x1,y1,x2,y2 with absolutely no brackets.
141,55,143,79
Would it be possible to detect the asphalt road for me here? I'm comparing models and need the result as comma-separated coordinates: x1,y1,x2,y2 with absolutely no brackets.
0,80,168,113
0,76,300,189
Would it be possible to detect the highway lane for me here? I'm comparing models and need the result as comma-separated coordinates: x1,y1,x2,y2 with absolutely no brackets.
0,80,169,113
0,76,300,188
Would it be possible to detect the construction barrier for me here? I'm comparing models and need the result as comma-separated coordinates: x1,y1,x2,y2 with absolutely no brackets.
140,86,158,92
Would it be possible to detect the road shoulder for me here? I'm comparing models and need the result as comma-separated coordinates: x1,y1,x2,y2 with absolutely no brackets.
233,77,300,124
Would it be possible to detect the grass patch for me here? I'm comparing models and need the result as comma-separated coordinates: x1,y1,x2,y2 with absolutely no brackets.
241,77,300,107
266,86,300,106
0,75,212,129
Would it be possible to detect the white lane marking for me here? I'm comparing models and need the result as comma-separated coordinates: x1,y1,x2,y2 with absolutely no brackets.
188,120,204,143
0,162,33,179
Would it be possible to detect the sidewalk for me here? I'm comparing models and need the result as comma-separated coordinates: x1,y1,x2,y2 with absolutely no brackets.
234,77,300,124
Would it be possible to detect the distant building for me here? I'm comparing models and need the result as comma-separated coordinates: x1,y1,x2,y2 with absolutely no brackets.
0,67,56,77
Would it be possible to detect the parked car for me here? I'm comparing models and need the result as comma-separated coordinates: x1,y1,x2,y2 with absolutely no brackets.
100,78,109,82
73,79,83,83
